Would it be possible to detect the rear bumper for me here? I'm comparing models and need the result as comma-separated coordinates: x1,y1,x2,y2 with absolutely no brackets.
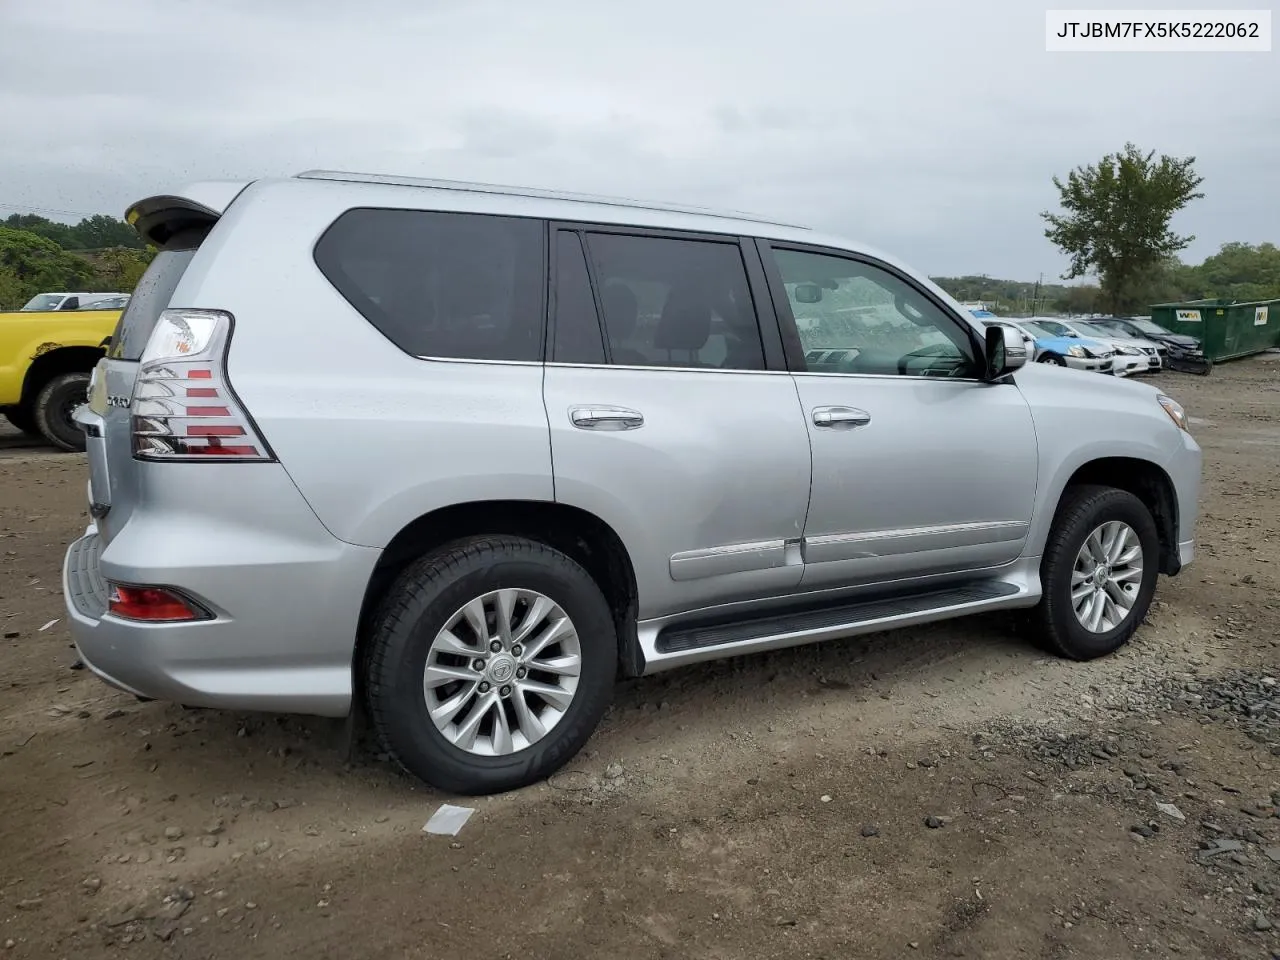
63,508,380,718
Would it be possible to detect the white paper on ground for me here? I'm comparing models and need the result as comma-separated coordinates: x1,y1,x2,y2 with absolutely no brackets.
423,803,475,836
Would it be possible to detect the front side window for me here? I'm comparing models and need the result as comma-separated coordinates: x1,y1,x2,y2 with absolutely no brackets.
315,208,545,362
771,248,978,377
582,232,765,371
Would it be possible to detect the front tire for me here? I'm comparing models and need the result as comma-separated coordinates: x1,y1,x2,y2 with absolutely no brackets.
1028,485,1160,660
364,535,617,795
33,372,90,452
1038,353,1067,366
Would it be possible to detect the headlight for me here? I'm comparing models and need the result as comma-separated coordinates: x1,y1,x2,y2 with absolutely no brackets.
1158,394,1189,432
1066,345,1086,358
1118,345,1141,355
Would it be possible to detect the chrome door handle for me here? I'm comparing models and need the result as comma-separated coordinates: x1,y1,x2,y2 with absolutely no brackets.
569,405,645,431
812,406,871,429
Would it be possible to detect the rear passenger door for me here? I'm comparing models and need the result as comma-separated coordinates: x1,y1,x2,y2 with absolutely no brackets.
542,225,812,622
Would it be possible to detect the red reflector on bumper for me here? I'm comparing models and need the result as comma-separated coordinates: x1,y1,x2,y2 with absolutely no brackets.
107,584,204,622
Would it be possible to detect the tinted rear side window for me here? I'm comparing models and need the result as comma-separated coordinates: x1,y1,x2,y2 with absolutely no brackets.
314,208,547,362
583,232,765,370
108,228,205,360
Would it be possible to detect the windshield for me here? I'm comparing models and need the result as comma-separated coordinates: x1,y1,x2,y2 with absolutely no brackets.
1081,320,1128,338
1018,320,1058,338
1033,319,1075,337
1130,318,1167,335
20,294,64,311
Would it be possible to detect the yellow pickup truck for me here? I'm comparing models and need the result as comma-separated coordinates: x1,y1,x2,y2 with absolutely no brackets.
0,307,122,451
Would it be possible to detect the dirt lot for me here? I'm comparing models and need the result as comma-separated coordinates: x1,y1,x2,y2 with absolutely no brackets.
2,357,1279,960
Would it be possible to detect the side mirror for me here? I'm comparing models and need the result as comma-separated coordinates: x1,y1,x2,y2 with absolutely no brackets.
793,283,823,304
985,324,1028,380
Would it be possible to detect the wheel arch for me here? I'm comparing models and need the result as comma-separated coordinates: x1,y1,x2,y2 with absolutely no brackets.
20,345,104,407
1053,457,1180,575
355,500,643,684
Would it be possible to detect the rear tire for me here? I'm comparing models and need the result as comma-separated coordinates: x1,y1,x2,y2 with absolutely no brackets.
33,372,90,452
1,405,38,437
363,535,617,795
1028,484,1160,660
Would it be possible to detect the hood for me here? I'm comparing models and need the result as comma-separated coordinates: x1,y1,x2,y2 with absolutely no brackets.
1035,335,1109,354
1015,355,1166,403
1149,332,1201,347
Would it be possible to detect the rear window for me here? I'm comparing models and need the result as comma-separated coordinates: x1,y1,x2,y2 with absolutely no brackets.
313,208,546,362
108,229,205,360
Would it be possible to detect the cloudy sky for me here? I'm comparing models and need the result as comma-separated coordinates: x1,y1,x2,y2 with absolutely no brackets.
1,0,1275,280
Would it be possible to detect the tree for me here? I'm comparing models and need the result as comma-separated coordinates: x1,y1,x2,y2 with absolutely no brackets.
69,214,144,250
1055,285,1101,315
1191,242,1280,302
3,213,74,248
2,212,143,251
91,246,156,290
0,227,97,309
1042,143,1205,314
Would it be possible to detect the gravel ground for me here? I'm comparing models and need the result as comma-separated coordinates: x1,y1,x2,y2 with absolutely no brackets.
2,356,1279,959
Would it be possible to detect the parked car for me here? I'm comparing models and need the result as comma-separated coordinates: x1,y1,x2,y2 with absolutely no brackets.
995,318,1116,374
19,292,128,312
1072,317,1166,371
77,295,131,312
63,170,1202,796
1025,317,1150,377
1107,316,1211,375
0,301,123,449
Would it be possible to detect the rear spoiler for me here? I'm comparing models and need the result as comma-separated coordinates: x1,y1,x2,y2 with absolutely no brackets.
124,180,253,249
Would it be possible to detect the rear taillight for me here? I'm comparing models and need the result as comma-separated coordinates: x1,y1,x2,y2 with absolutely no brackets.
107,583,209,622
131,309,274,462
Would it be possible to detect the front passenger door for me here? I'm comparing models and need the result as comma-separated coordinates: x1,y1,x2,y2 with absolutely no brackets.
759,242,1040,592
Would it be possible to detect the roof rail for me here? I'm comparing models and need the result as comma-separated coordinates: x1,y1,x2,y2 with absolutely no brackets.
293,169,809,230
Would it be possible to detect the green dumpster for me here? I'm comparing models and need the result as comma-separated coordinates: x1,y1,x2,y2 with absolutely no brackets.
1150,297,1280,363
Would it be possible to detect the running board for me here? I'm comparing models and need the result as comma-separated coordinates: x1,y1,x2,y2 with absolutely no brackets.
641,579,1029,673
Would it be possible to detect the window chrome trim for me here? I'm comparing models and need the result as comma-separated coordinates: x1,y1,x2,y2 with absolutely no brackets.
415,355,543,367
544,360,788,376
414,356,988,381
790,370,985,383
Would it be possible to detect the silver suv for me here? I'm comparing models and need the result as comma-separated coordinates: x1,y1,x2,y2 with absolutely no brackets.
63,171,1202,795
